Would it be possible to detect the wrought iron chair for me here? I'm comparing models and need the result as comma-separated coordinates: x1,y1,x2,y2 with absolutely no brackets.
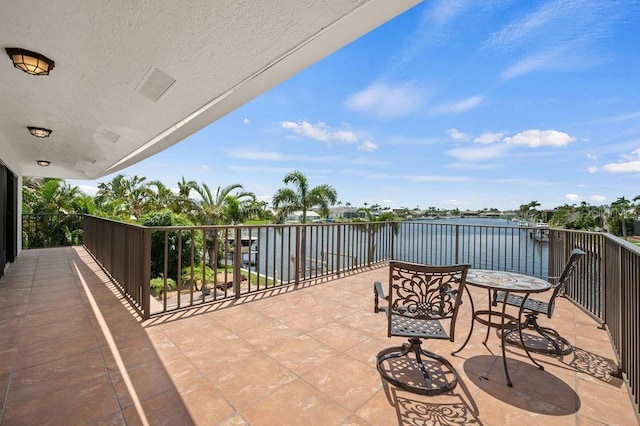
374,261,470,395
495,248,585,355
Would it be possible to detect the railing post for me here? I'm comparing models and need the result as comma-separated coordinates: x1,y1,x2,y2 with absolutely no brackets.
336,225,341,277
294,226,300,285
233,227,242,298
366,223,372,266
142,227,151,320
391,223,396,261
455,225,460,264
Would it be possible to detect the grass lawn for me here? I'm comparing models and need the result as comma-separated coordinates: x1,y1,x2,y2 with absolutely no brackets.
628,235,640,247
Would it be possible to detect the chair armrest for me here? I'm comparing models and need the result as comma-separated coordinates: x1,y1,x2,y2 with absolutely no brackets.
374,281,387,313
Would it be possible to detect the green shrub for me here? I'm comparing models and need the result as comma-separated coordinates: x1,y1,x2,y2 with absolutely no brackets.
181,263,216,285
150,277,177,298
141,210,202,281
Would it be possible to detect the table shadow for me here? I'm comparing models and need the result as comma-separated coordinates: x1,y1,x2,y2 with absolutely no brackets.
464,355,580,415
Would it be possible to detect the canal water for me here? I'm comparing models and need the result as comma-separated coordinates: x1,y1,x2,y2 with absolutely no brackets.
245,217,550,283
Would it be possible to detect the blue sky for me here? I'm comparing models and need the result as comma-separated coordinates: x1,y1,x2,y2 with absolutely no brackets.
71,0,640,211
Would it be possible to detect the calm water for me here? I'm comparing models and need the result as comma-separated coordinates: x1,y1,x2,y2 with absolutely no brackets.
245,217,550,282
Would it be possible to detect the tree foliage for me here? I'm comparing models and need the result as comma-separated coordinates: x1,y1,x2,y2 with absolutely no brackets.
272,170,337,223
140,210,202,280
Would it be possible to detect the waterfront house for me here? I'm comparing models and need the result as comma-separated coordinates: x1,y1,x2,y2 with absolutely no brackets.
286,210,321,223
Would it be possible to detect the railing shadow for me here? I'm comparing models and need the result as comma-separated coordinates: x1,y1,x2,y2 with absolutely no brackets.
503,331,623,385
569,346,623,383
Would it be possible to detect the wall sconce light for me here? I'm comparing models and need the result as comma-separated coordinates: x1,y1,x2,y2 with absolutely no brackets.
28,126,52,138
36,160,51,167
5,48,55,76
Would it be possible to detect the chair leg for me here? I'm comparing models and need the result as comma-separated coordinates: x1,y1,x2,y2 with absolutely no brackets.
503,313,572,356
376,338,458,395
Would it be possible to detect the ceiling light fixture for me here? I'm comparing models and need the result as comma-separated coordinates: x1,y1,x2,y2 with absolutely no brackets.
5,48,55,76
36,160,50,167
28,126,52,138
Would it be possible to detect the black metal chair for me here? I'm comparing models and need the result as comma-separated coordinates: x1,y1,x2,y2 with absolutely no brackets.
374,261,470,395
495,248,585,355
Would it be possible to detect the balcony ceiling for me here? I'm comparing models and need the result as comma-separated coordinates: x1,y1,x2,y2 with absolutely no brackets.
0,0,420,179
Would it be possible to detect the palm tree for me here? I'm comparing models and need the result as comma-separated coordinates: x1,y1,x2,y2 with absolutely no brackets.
146,180,176,212
272,170,337,278
22,178,84,247
550,204,575,228
355,208,399,263
188,182,256,271
189,182,256,225
172,177,198,219
608,197,632,238
95,174,149,221
271,170,337,224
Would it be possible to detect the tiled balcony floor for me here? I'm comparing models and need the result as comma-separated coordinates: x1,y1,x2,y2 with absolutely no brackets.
0,247,637,425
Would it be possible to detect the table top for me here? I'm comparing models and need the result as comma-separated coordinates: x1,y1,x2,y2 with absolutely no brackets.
465,269,551,293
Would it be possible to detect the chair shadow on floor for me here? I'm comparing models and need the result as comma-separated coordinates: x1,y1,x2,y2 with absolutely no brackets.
381,370,483,425
502,330,623,385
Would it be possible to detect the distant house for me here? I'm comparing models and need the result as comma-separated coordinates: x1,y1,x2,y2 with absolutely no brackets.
286,210,321,223
329,207,365,220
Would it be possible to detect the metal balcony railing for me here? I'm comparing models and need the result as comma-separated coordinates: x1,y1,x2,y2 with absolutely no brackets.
23,214,640,415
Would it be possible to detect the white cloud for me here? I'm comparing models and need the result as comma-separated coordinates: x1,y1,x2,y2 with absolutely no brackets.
587,166,598,173
502,48,567,79
243,118,250,124
447,128,470,140
358,140,378,152
429,0,469,25
433,95,484,114
443,199,464,206
602,149,640,173
590,195,606,202
489,0,620,79
281,121,357,143
565,193,580,202
602,161,640,173
474,132,505,144
447,144,508,161
345,81,425,119
503,129,575,147
200,165,210,171
622,148,640,161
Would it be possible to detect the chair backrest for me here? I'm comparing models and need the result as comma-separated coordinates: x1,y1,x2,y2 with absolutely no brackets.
387,261,470,340
547,248,585,316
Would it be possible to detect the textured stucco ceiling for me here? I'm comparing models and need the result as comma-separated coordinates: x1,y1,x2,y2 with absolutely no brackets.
0,0,420,179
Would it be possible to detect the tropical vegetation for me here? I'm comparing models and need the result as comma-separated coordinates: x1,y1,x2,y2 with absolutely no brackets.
21,173,640,242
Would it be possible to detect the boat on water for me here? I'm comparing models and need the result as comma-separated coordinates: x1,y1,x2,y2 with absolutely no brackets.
226,235,258,265
531,222,549,242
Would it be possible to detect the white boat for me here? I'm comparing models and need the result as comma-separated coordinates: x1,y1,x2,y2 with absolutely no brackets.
531,223,549,242
226,235,258,265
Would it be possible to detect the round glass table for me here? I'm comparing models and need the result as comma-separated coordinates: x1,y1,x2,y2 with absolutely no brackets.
452,269,551,387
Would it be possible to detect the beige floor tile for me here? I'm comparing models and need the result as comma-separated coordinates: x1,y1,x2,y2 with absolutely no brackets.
302,354,381,411
1,247,638,425
266,334,339,376
241,379,350,426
